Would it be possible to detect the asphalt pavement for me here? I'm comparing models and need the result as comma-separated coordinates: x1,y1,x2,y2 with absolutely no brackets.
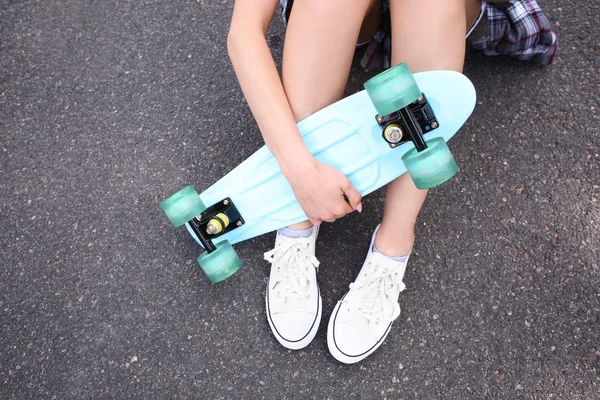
1,1,598,399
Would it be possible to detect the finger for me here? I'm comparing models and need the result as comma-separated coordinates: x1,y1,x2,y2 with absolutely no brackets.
337,196,353,214
336,204,353,217
343,181,363,212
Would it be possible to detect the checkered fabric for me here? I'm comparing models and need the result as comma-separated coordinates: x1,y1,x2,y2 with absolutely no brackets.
473,0,558,65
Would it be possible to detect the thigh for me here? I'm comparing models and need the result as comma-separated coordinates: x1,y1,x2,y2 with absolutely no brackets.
389,0,468,72
282,0,377,122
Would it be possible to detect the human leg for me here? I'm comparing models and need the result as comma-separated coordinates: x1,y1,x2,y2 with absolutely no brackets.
283,0,379,230
377,0,470,255
266,0,378,349
328,0,475,363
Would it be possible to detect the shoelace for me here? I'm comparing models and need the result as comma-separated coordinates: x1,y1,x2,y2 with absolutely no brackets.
264,238,320,300
341,259,406,325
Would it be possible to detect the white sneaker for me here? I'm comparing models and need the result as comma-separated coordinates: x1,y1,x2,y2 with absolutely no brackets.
327,226,409,364
264,226,321,350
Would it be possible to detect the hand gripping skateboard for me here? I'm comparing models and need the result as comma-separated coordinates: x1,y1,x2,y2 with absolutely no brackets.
161,63,476,283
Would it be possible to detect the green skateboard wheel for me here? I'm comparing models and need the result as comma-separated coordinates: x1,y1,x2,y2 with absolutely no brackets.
160,185,206,228
364,62,421,116
197,240,242,284
402,137,458,190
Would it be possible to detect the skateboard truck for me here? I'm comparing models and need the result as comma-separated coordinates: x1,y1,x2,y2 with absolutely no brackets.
375,93,438,151
187,198,244,253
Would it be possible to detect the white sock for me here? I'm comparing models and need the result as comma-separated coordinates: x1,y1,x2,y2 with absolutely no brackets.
373,245,410,264
278,226,313,239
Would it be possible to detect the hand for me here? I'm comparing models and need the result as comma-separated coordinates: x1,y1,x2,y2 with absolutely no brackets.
284,160,363,226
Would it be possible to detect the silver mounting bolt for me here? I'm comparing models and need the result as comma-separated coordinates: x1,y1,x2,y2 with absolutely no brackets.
206,223,218,235
223,199,229,206
383,124,403,144
431,121,438,129
236,221,243,227
376,115,384,124
418,95,424,102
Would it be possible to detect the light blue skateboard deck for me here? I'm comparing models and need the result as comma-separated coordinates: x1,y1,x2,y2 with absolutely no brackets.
186,70,476,248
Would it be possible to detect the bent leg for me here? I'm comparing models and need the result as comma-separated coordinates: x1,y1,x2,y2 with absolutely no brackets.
376,0,471,255
282,0,378,121
326,0,483,365
265,0,380,352
282,0,377,229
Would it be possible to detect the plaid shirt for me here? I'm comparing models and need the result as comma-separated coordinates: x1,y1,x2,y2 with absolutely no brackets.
279,0,558,70
473,0,557,65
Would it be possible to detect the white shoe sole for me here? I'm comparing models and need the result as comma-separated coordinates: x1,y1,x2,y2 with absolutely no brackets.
265,290,322,350
327,300,394,364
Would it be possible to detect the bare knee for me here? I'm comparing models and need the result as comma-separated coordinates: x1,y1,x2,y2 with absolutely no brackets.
282,0,375,121
389,0,467,72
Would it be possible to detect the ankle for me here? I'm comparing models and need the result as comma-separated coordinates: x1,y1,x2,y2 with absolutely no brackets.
374,225,414,257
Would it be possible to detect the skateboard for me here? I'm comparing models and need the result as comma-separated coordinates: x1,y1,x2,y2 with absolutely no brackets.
161,63,476,283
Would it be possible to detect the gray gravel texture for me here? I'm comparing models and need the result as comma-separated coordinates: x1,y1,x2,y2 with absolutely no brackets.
1,1,598,399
